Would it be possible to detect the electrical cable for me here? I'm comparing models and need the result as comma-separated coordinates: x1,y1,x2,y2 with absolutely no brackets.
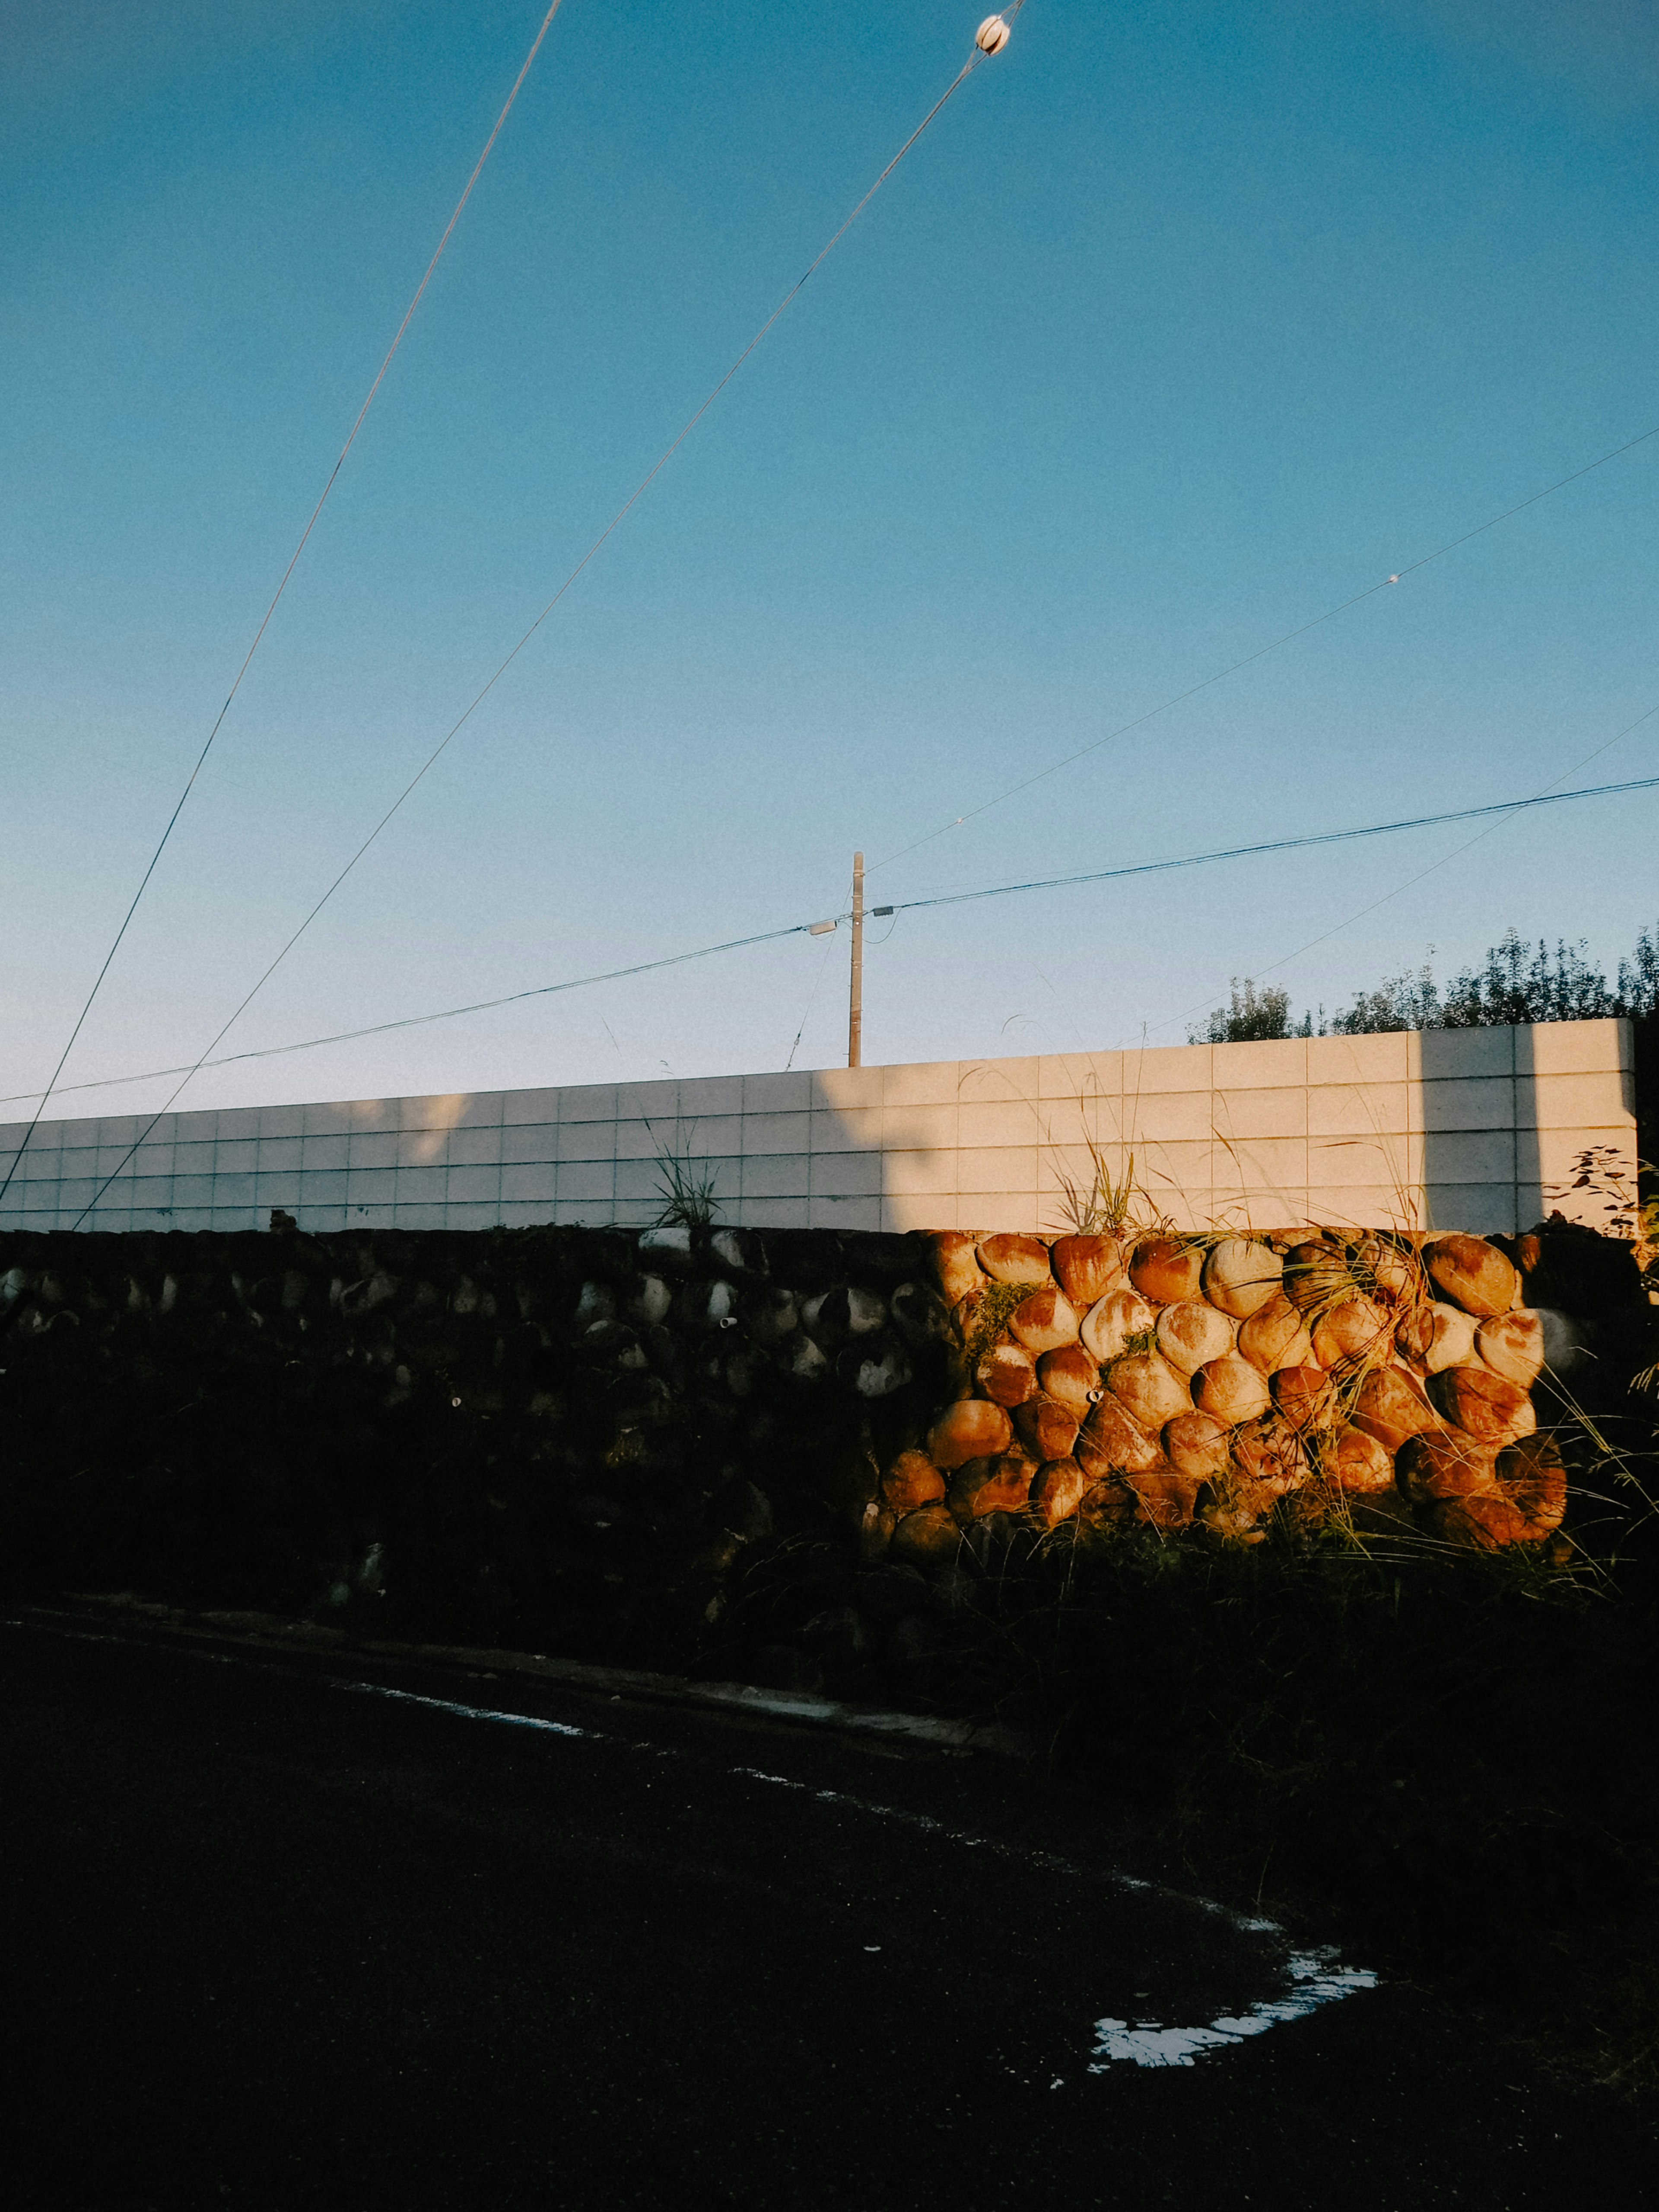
9,757,1648,1118
1144,700,1659,1041
0,0,572,1209
3,924,814,1113
865,418,1659,878
877,772,1659,918
784,933,839,1071
60,10,1027,1227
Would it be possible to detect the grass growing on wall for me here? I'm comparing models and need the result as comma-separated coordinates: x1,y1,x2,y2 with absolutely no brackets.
961,1279,1036,1362
1050,1139,1145,1237
651,1135,720,1229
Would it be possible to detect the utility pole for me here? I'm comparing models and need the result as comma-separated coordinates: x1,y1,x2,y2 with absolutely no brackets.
848,850,864,1068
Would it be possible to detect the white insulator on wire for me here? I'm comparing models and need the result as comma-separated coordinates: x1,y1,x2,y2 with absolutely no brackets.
975,14,1011,55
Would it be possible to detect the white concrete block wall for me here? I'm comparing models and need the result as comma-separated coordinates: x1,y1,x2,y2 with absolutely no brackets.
0,1020,1636,1239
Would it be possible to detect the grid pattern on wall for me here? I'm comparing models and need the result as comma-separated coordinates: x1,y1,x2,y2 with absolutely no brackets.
0,1021,1634,1238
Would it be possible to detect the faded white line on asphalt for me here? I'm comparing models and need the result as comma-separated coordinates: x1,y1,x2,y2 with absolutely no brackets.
726,1768,1379,2064
1089,1955,1380,2069
5,1613,1318,1932
342,1678,590,1738
8,1611,1377,2057
729,1767,1284,1938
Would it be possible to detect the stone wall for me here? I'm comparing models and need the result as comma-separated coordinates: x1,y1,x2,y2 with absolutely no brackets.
894,1224,1617,1559
0,1217,1635,1693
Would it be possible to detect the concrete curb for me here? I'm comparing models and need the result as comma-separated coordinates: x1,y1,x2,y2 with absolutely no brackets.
51,1594,1033,1760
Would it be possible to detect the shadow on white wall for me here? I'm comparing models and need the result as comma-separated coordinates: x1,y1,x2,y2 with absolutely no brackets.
0,1023,1637,1239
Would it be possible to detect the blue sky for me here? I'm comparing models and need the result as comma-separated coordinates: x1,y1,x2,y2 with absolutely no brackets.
5,0,1658,1116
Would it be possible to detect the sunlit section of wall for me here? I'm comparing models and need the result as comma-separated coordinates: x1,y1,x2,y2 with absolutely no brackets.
0,1020,1634,1239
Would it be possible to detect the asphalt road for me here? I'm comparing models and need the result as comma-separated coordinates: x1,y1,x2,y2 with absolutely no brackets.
2,1609,1651,2211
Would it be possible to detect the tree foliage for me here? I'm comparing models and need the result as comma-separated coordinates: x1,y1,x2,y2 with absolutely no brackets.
1191,978,1301,1043
1189,921,1659,1042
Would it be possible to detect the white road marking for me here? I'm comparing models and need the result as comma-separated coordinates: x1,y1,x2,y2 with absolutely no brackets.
727,1763,1379,2064
343,1679,590,1738
7,1611,1379,2064
1090,1955,1379,2069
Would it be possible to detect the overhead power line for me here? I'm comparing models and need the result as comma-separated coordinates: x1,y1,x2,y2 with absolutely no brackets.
0,0,573,1208
1144,698,1659,1042
877,772,1659,917
9,766,1649,1116
866,419,1659,877
58,10,1027,1227
0,924,816,1111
